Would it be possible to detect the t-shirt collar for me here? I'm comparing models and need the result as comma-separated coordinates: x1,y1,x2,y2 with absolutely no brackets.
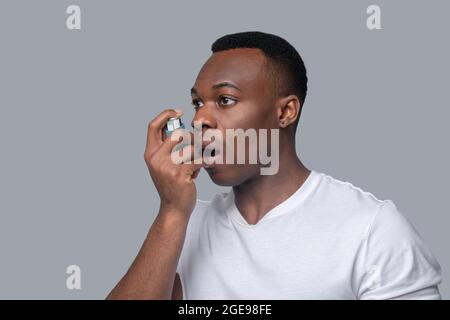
226,170,321,227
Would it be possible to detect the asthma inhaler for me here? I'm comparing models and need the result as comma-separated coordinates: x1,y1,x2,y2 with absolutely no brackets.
164,116,185,137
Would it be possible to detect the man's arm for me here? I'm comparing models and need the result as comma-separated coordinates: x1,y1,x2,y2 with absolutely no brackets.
106,209,187,300
107,109,200,300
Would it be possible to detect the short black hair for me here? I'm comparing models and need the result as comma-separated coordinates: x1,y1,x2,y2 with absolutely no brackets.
211,31,308,130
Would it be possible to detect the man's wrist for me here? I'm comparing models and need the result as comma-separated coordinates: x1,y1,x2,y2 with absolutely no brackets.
155,207,190,230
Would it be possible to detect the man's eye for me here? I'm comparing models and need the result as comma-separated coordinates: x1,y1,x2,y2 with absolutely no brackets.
191,99,204,109
219,96,237,107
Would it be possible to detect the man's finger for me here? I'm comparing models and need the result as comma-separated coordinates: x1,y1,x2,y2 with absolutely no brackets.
145,108,183,156
169,141,205,165
160,128,198,156
192,168,201,180
182,163,205,182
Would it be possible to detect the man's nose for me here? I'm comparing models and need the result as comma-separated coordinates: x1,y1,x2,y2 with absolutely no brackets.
191,104,217,132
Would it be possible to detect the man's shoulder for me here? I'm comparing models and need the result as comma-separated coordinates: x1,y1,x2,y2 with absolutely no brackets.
317,172,390,213
308,172,399,234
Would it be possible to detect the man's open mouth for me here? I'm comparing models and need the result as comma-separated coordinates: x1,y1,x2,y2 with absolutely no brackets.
201,147,218,158
201,145,221,168
201,140,220,158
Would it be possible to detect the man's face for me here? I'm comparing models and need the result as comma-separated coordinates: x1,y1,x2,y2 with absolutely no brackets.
190,48,279,186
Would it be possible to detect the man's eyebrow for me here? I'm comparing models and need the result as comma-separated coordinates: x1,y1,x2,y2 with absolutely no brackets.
190,82,242,95
212,82,242,92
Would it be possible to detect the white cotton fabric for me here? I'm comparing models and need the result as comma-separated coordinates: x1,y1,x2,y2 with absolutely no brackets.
176,170,442,300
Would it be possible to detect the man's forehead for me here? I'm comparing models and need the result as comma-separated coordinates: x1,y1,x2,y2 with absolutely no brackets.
194,48,268,91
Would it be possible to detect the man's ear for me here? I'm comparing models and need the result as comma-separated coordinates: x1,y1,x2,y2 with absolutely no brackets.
277,95,301,128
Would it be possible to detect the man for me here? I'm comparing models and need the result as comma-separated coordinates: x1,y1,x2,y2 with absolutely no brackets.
107,31,442,299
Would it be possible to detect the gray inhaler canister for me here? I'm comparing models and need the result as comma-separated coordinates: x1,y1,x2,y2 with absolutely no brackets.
164,116,185,137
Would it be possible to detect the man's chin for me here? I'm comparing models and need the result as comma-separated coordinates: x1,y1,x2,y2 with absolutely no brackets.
204,166,232,186
204,165,250,187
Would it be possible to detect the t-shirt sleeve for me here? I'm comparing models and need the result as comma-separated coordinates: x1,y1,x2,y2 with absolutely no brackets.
354,200,442,300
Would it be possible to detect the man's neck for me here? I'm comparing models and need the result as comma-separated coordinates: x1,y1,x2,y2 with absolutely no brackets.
232,149,311,225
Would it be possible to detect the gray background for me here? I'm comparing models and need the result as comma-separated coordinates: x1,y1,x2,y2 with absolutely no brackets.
0,0,448,299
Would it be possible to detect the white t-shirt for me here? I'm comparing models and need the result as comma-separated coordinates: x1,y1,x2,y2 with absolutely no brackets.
176,170,442,299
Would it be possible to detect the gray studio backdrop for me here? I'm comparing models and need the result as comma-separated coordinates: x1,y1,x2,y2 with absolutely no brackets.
0,0,448,299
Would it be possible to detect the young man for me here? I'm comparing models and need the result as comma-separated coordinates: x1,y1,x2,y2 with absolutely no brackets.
107,32,442,300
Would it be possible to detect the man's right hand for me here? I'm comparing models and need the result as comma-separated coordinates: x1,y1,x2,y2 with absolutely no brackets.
144,109,202,220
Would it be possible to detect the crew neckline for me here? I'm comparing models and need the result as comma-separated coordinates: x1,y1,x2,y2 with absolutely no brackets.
226,170,321,227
